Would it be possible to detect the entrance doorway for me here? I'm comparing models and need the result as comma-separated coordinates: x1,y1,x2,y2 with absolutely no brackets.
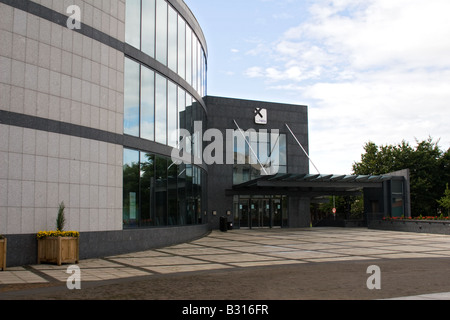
233,196,287,229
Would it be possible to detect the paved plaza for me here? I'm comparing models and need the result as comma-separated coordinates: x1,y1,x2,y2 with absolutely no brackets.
1,227,450,300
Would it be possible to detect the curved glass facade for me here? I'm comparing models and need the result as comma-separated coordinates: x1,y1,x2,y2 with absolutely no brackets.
126,0,207,97
123,149,206,228
124,0,208,229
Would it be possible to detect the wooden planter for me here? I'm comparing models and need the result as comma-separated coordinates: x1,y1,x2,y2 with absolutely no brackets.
0,239,6,271
37,237,79,266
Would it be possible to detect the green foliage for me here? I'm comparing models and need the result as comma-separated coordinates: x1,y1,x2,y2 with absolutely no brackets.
311,195,364,221
438,184,450,215
353,137,450,217
56,202,66,232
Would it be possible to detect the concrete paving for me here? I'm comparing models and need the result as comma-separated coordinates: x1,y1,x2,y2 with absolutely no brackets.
1,227,450,300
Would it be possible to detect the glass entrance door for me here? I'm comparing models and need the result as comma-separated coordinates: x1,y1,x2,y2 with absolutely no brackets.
234,196,285,229
272,198,282,227
250,198,271,228
237,198,250,228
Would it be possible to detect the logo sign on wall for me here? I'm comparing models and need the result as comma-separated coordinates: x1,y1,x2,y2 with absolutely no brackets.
255,108,268,125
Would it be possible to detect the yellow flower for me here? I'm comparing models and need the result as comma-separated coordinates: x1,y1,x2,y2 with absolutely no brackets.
37,230,80,240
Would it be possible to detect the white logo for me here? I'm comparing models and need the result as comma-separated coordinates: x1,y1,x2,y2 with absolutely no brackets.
255,108,268,125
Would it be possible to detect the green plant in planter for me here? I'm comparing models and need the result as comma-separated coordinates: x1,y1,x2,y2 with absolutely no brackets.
56,202,66,232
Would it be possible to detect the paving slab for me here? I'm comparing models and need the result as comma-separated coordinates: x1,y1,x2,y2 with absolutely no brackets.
1,228,450,300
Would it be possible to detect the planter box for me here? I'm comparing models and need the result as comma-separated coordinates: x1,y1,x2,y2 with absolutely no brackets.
0,239,6,271
369,220,450,235
38,237,79,266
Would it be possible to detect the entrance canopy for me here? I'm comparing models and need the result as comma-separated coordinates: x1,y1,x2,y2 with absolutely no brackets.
229,173,393,197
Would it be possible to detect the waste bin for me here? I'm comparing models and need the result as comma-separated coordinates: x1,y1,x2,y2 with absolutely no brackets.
220,216,228,232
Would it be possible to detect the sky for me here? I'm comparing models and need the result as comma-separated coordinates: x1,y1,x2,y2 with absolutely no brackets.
184,0,450,175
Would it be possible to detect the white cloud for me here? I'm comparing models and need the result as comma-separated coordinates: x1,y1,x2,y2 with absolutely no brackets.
243,0,450,174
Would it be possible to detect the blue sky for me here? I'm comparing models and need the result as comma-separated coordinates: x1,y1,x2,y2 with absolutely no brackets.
184,0,450,175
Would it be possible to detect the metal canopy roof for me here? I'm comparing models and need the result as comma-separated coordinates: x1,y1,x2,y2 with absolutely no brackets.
230,173,393,197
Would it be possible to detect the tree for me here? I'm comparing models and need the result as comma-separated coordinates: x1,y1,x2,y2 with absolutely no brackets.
438,184,450,216
353,138,449,217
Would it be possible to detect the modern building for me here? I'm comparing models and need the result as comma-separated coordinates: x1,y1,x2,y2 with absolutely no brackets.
0,0,410,267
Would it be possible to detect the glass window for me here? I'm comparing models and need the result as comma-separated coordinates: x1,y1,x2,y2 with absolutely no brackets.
391,180,404,217
278,134,287,166
125,0,141,49
141,0,156,58
186,164,194,224
167,80,178,148
178,163,187,225
168,5,178,72
192,101,203,160
140,153,155,227
193,166,200,224
124,58,140,136
196,39,201,93
258,130,270,166
178,86,186,143
141,67,155,141
155,73,167,145
177,16,186,80
200,50,205,96
192,39,197,92
156,0,168,65
269,133,287,174
233,132,288,184
123,149,140,227
168,159,178,225
203,51,208,96
185,94,192,155
186,26,192,86
123,149,205,229
155,156,168,226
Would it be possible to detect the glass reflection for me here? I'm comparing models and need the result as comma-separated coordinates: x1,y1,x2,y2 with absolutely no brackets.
185,94,192,155
123,149,140,227
155,156,168,226
178,87,186,148
155,74,167,145
141,67,155,141
125,0,141,49
168,5,178,72
178,16,186,80
233,133,288,184
124,58,140,136
140,153,155,227
168,159,178,225
123,149,206,229
156,0,168,66
142,0,156,58
178,163,186,225
186,164,193,224
167,81,178,148
124,0,207,98
186,26,192,86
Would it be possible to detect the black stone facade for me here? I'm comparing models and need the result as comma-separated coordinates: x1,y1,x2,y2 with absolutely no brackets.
204,96,312,229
